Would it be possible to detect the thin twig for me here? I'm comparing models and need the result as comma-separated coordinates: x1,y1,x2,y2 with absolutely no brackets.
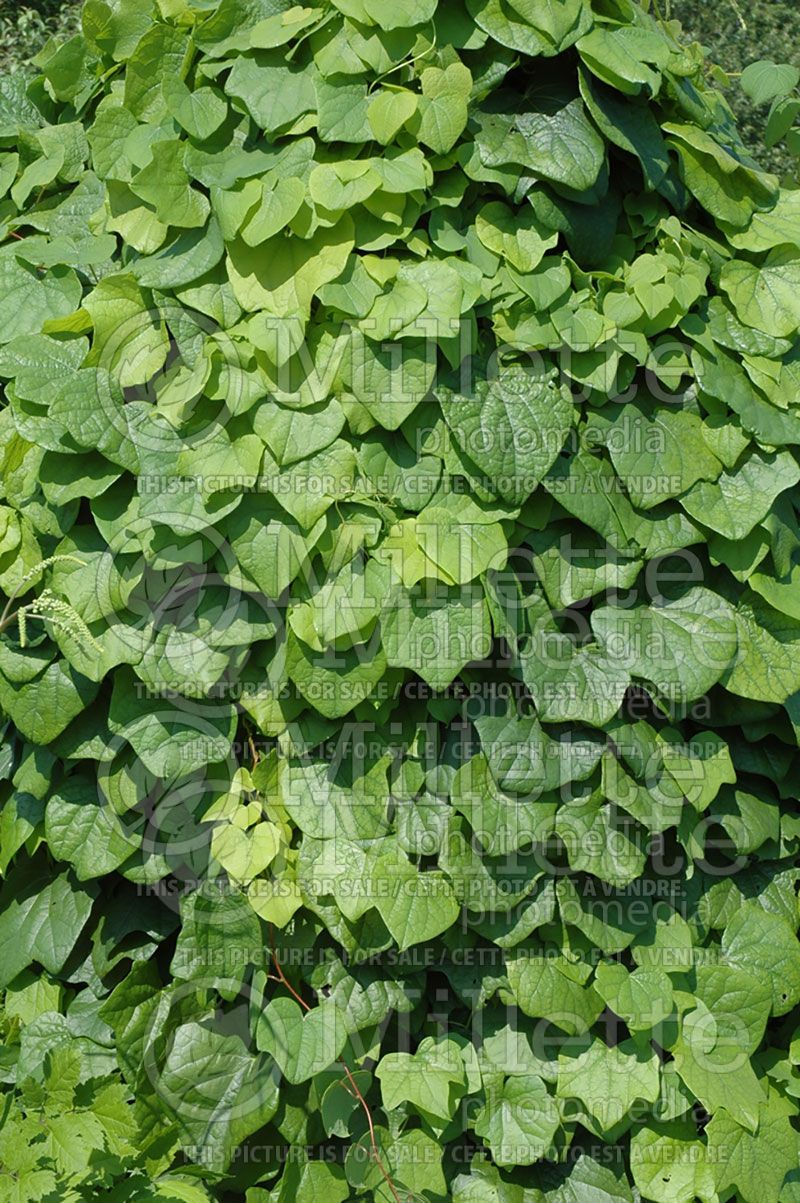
248,733,260,768
268,928,404,1203
727,0,747,32
369,27,437,93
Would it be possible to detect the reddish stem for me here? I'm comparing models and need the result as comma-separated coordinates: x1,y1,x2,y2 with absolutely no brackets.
268,927,403,1203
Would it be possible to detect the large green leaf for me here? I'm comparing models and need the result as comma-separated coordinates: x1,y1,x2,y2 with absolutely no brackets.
592,587,738,702
0,868,96,989
474,1074,559,1166
2,1,799,1198
439,367,574,505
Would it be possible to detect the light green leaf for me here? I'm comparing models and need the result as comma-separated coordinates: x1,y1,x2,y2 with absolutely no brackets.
721,249,800,339
417,62,473,155
0,870,96,989
377,1036,467,1122
723,592,800,703
371,843,460,950
740,60,800,105
594,963,673,1030
0,252,81,344
363,0,437,28
680,448,800,541
130,140,211,229
706,1093,796,1203
257,996,347,1084
721,901,800,1016
381,581,492,689
630,1120,716,1203
592,587,737,703
157,1022,278,1169
225,53,317,134
440,367,574,505
474,1074,559,1167
124,23,192,121
605,405,722,510
226,217,354,321
506,951,603,1036
557,1038,660,1132
368,88,418,143
83,272,169,387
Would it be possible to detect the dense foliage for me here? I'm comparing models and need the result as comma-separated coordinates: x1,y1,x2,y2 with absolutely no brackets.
8,0,800,173
0,1,799,1201
0,0,81,77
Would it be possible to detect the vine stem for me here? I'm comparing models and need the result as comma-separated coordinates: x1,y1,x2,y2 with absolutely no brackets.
368,24,437,93
268,927,404,1203
0,608,19,637
0,589,19,630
